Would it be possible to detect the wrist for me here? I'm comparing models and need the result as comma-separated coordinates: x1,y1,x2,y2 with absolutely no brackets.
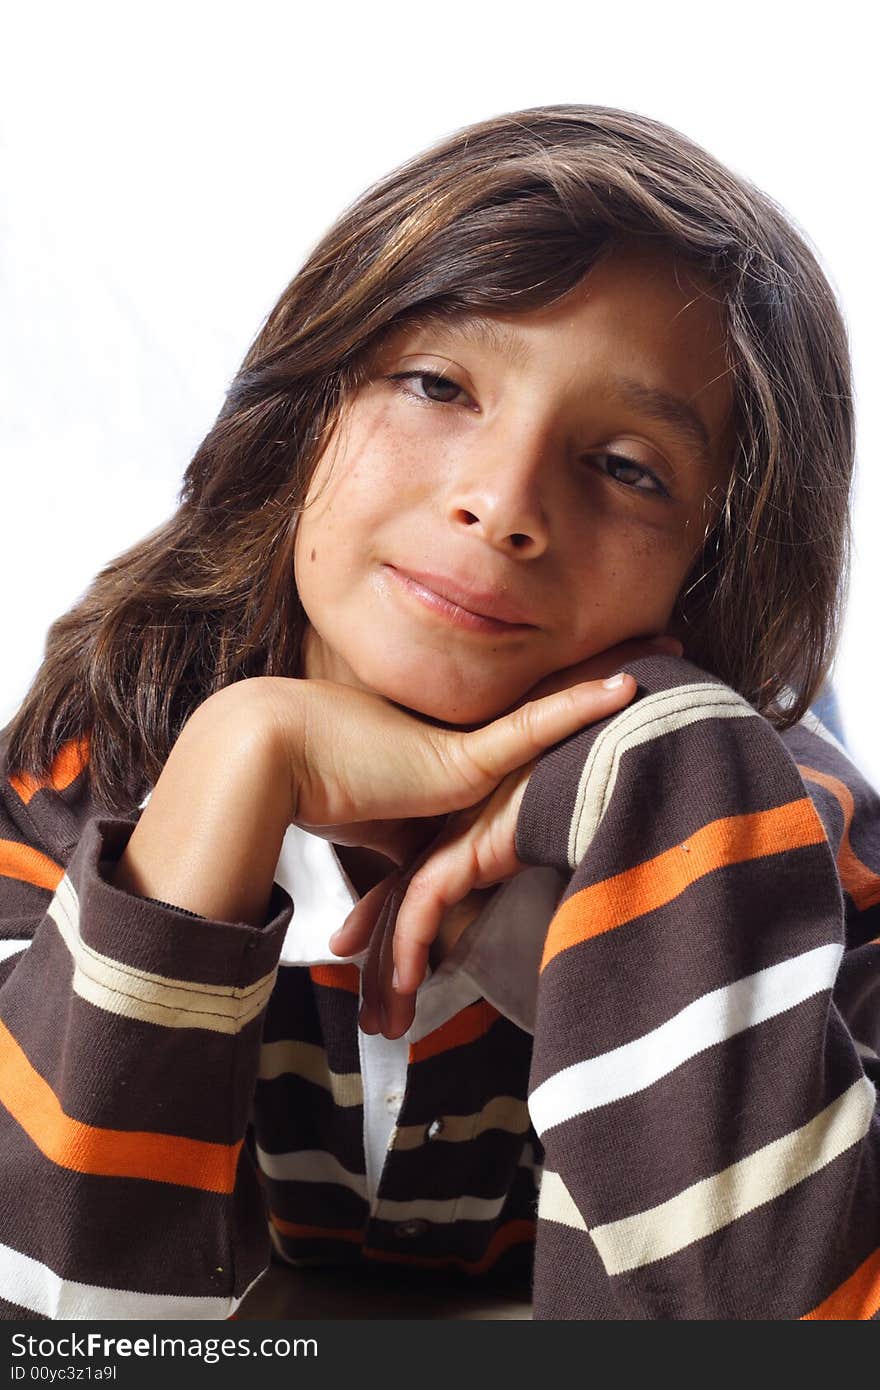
110,679,297,926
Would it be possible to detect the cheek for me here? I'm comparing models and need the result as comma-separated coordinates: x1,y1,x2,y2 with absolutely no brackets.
562,524,697,642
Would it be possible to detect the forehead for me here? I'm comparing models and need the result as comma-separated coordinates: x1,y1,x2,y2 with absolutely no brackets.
384,240,735,475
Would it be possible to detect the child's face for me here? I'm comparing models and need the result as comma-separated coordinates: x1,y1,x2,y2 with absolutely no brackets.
294,239,734,723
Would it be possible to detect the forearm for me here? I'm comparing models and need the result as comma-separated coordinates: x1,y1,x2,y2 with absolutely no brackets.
517,651,880,1319
0,738,294,1318
110,681,296,927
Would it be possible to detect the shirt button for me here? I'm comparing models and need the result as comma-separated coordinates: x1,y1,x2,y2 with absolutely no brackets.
385,1090,404,1114
394,1219,428,1239
426,1118,445,1140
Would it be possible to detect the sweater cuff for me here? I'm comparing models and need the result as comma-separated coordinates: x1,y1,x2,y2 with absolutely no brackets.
64,817,293,987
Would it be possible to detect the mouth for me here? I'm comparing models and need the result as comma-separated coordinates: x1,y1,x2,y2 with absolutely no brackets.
382,564,537,635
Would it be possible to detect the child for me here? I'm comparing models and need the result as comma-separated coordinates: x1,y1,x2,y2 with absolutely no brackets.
1,104,877,1322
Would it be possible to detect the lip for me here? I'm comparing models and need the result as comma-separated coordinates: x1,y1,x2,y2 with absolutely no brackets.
384,564,536,633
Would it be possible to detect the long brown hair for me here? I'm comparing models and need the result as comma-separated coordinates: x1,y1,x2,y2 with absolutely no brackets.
5,104,855,813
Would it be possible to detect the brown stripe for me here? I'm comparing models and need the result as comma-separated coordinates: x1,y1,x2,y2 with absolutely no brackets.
269,1213,365,1244
0,1017,242,1192
253,1075,364,1172
537,1101,880,1318
534,995,858,1225
3,921,265,1141
530,847,841,1086
363,1218,534,1274
541,799,827,972
0,1113,250,1294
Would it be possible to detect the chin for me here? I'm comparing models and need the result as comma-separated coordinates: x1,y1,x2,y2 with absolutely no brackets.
357,664,517,728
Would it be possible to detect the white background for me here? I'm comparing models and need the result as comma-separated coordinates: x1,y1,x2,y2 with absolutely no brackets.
2,1,877,784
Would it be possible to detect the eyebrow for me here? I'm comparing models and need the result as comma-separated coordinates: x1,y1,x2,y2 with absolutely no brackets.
612,377,713,469
414,312,715,468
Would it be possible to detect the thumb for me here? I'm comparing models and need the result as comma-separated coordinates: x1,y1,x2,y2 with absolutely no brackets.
448,672,636,794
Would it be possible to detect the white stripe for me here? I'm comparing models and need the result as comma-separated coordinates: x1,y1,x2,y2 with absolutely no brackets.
568,683,757,867
46,873,277,1033
855,1040,879,1062
529,942,843,1136
258,1039,364,1105
255,1144,368,1198
590,1075,876,1275
373,1191,509,1225
537,1170,588,1231
0,1238,260,1320
0,940,30,962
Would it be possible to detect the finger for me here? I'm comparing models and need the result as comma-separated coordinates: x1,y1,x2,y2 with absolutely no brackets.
455,672,637,791
390,843,478,996
523,636,682,702
377,898,417,1039
329,875,392,956
369,830,453,1039
357,873,401,1034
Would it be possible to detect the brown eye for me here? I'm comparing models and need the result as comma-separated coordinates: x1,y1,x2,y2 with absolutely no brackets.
591,452,670,498
388,371,468,405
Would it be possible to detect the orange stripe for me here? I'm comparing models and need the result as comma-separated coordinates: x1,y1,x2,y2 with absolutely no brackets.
0,1018,241,1193
542,798,827,972
269,1213,365,1244
802,1246,880,1320
363,1218,535,1274
309,963,360,995
797,764,880,912
8,737,90,805
408,1000,501,1064
0,838,64,892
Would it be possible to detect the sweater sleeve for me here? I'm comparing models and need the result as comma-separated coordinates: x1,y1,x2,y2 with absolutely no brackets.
515,652,880,1321
0,733,293,1320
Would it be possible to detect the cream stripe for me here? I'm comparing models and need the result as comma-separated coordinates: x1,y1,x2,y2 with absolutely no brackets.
0,940,30,963
0,1237,259,1320
255,1144,368,1198
590,1075,877,1275
392,1095,530,1151
568,682,757,867
537,1170,588,1231
47,873,277,1034
529,943,842,1136
259,1039,363,1106
373,1191,509,1225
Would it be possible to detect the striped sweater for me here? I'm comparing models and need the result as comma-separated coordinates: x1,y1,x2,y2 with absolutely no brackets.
0,651,878,1320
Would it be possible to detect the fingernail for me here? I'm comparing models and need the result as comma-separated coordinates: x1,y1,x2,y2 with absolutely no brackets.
392,966,400,992
602,672,626,689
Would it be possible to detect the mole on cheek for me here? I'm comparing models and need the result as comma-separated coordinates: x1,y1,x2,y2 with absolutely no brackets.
310,549,316,562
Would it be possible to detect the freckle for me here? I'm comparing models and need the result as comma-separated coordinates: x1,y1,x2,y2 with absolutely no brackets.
310,548,316,562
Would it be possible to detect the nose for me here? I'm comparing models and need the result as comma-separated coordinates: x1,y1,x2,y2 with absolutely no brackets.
445,428,551,558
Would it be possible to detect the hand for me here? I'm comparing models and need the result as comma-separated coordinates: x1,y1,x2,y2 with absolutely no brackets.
260,666,641,845
330,634,682,1037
